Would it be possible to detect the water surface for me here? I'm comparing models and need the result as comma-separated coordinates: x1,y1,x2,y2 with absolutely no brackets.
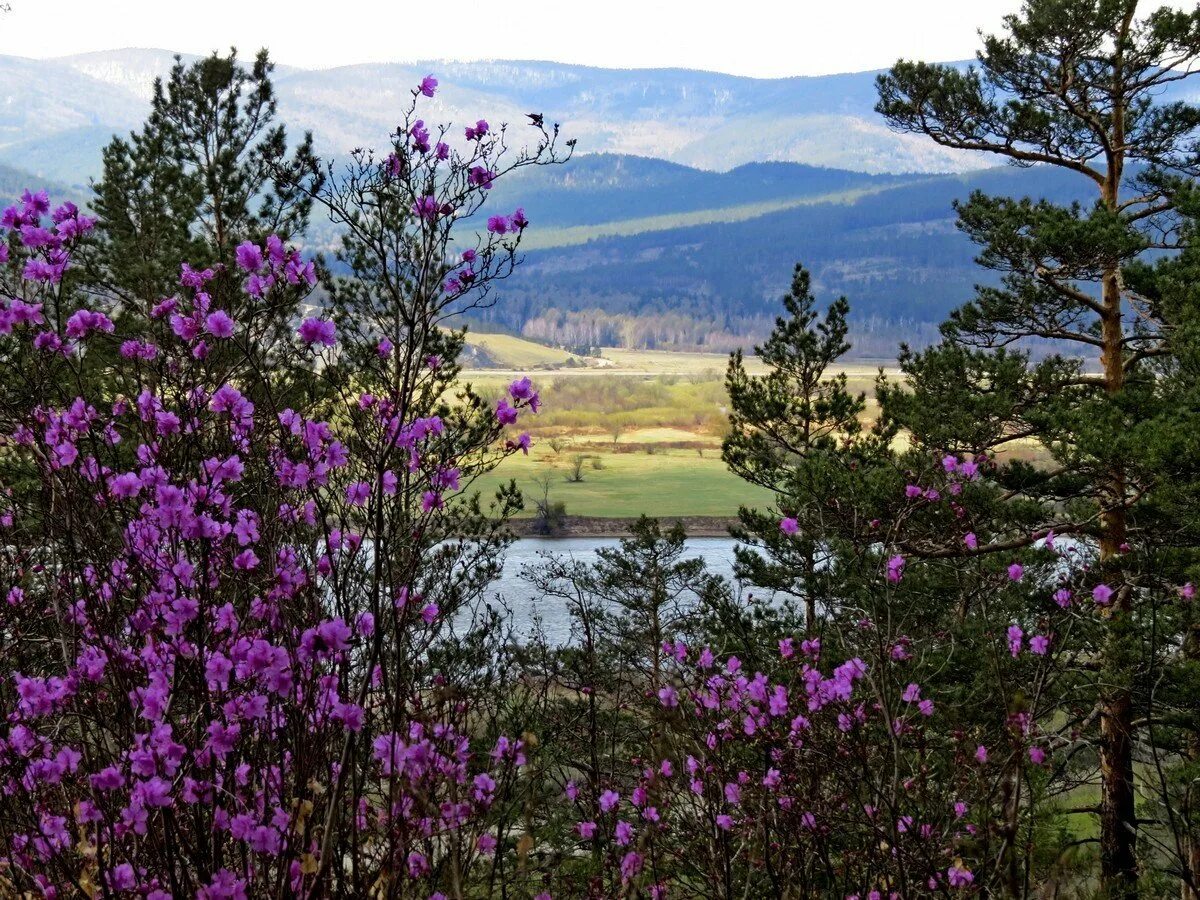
481,536,741,642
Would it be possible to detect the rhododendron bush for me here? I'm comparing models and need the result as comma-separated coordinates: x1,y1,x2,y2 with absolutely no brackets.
0,79,570,898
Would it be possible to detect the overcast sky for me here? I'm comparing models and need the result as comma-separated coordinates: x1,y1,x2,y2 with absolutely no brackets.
0,0,1014,77
2,0,1195,78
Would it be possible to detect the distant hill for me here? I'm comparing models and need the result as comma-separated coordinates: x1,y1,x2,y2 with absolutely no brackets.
488,154,918,229
0,50,1001,182
0,50,1156,354
475,163,1094,355
0,161,81,205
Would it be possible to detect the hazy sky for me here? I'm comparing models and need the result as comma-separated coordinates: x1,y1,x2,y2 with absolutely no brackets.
0,0,1017,77
3,0,1196,78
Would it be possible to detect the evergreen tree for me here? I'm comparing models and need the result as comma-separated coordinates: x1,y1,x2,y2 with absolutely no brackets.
876,2,1200,893
88,49,321,332
723,264,893,631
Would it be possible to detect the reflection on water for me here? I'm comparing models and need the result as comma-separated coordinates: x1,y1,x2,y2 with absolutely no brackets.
464,534,1096,645
474,537,742,644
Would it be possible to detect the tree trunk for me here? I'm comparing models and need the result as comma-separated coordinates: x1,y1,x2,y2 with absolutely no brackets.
1099,677,1137,898
1184,617,1200,900
1099,40,1139,882
1097,263,1138,898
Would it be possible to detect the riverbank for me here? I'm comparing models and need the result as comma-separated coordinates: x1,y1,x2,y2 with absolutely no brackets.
510,515,739,538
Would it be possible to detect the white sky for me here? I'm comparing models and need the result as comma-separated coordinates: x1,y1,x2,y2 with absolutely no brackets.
0,0,1023,77
3,0,1195,78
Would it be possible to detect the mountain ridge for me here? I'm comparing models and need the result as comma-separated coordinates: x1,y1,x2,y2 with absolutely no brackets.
1,50,988,182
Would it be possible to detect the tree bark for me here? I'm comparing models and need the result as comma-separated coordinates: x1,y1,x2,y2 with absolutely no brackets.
1098,47,1138,884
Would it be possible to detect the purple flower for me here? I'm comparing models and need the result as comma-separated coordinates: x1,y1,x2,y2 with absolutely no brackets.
465,119,489,140
1093,583,1113,605
620,851,643,881
410,120,431,153
109,863,136,891
235,241,263,272
469,166,497,189
205,310,235,339
496,400,519,425
1007,562,1024,582
780,517,799,535
509,376,535,400
948,863,975,888
65,309,114,340
298,318,336,347
615,820,634,845
419,75,438,97
412,195,440,221
1007,624,1023,657
1030,634,1050,655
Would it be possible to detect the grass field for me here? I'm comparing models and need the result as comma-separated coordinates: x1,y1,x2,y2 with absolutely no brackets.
464,332,586,369
470,440,774,519
463,339,893,380
453,343,901,519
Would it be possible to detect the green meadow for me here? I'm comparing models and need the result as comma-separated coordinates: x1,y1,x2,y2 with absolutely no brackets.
454,339,892,518
469,437,774,519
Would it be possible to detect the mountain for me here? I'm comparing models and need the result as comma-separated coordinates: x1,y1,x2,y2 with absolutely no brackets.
0,50,1154,354
0,161,78,204
473,163,1094,355
0,49,997,184
487,154,916,229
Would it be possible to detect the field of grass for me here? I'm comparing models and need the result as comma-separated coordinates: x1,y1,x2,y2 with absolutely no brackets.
453,345,902,519
470,441,774,519
464,332,586,369
463,341,893,380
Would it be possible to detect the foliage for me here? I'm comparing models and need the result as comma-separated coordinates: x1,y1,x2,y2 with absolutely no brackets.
0,78,569,897
876,1,1200,893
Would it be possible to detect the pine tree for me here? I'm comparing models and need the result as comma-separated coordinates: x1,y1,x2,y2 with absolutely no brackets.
88,49,321,333
723,264,893,632
876,2,1200,893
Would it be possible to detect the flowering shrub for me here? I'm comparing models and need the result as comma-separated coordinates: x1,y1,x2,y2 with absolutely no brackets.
0,79,569,898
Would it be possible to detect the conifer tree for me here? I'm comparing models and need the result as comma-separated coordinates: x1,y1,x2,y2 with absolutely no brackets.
876,2,1200,893
88,49,321,334
723,264,893,632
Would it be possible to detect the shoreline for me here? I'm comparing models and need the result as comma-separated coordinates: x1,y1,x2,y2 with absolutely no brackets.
510,515,739,539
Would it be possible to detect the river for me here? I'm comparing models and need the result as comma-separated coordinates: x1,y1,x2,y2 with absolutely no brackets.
478,536,742,643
